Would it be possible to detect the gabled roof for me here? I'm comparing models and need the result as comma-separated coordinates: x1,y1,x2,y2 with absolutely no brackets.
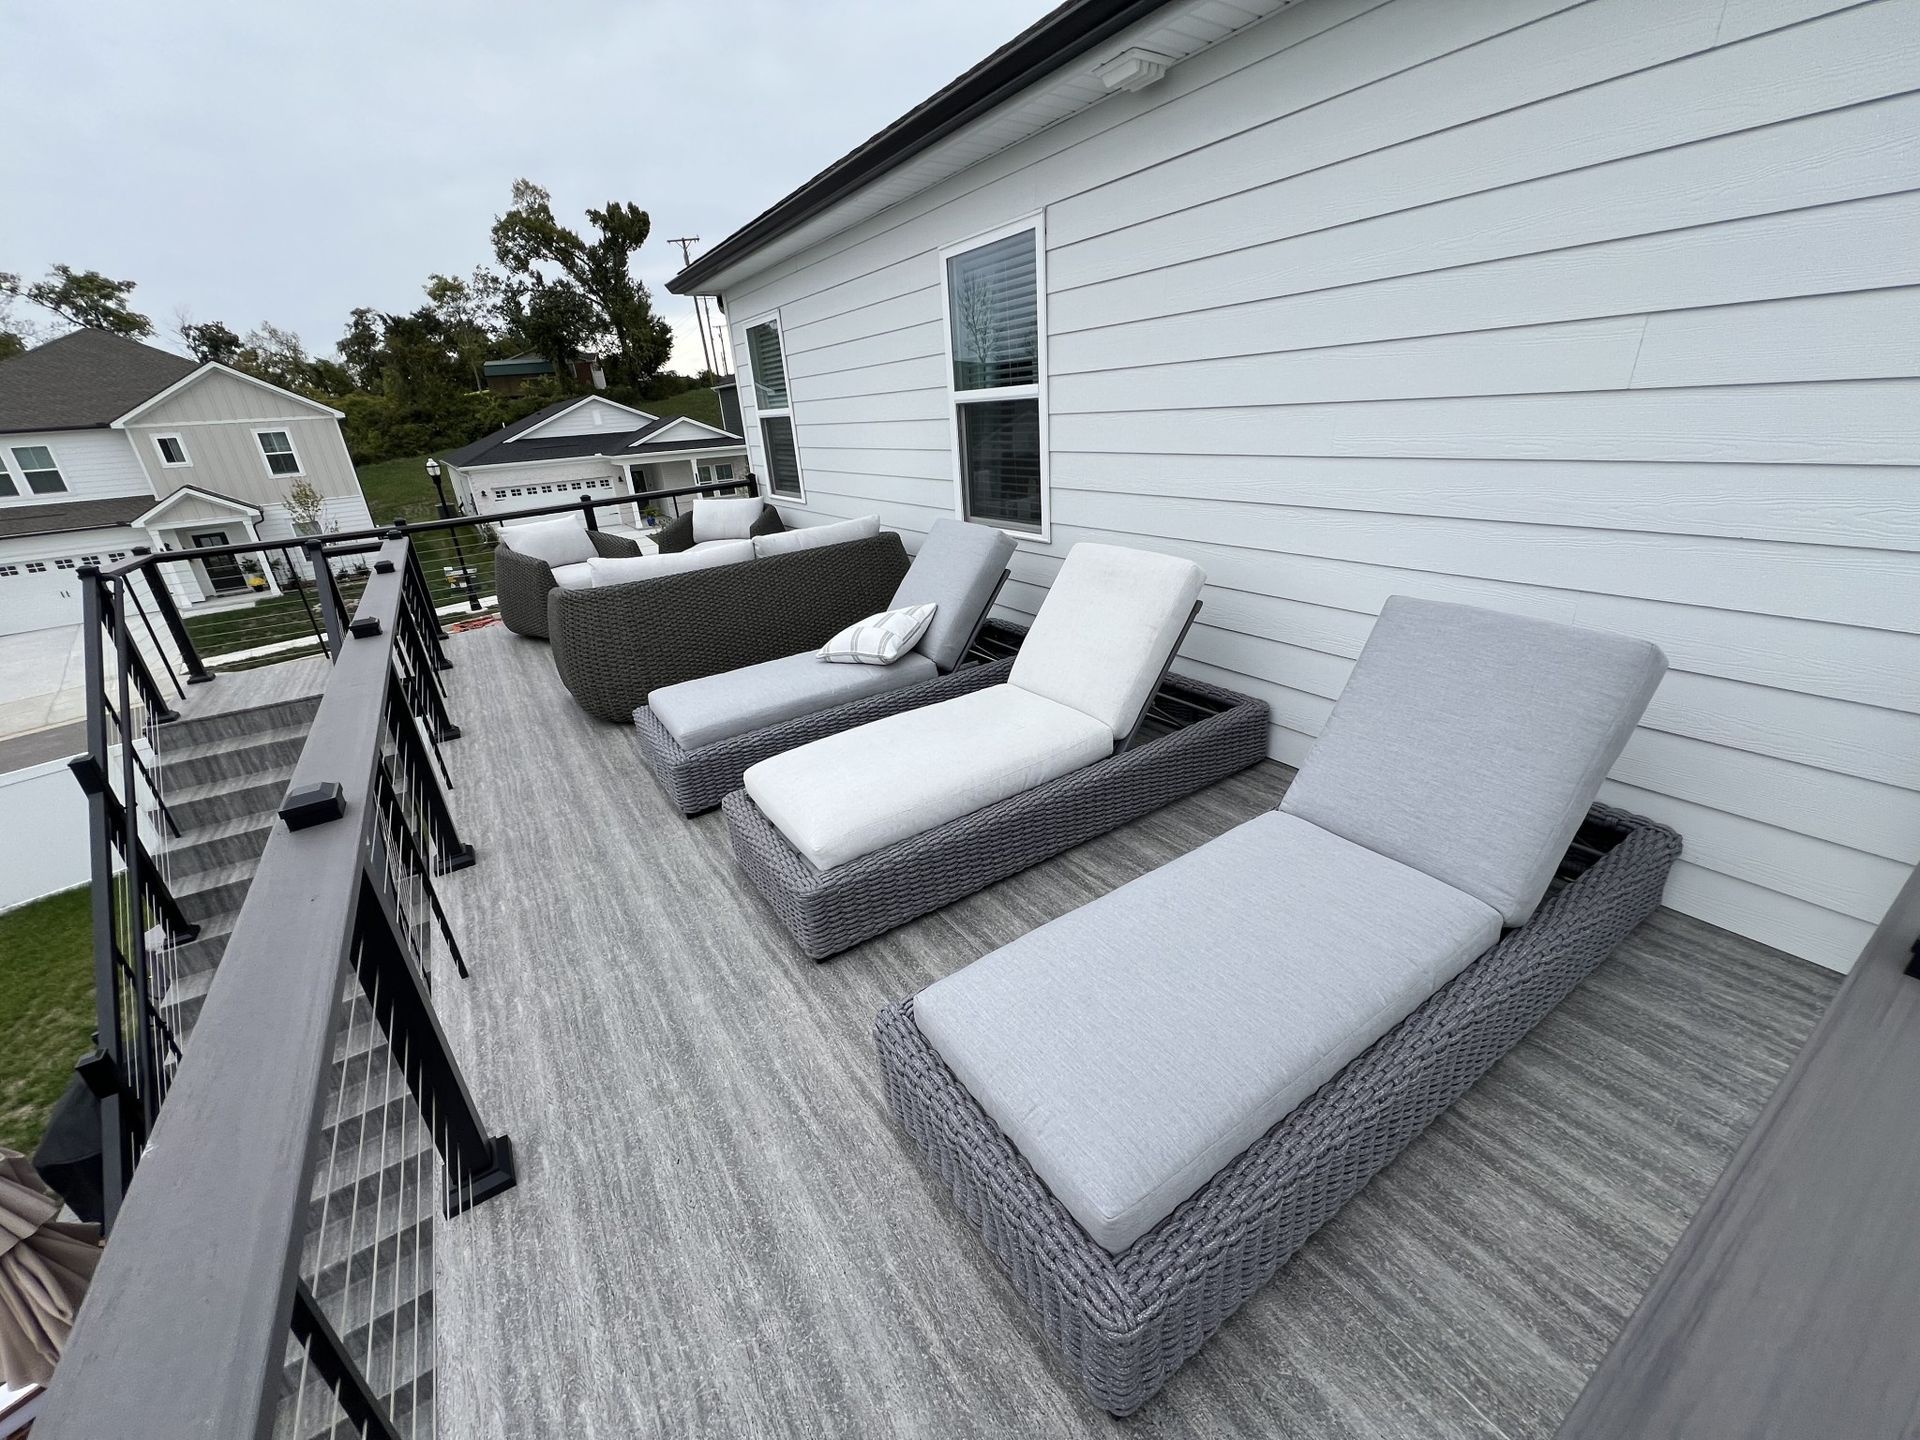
440,411,744,471
511,395,657,442
624,416,735,447
133,485,263,528
0,330,197,434
0,494,151,540
113,362,345,425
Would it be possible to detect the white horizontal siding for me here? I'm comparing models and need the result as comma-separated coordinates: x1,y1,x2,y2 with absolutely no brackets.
719,0,1920,971
0,430,150,506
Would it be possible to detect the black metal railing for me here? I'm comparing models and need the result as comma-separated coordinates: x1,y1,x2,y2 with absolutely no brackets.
152,473,764,674
39,537,511,1440
60,475,755,1232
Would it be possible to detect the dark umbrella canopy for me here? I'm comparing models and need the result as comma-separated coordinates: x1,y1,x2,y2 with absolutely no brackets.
0,1149,101,1389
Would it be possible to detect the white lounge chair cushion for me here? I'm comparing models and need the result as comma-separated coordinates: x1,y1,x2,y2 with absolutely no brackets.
818,603,938,666
501,513,595,568
752,514,881,559
585,540,754,586
549,561,595,590
914,811,1501,1253
648,649,939,750
1280,596,1666,925
743,684,1112,870
889,518,1016,672
691,496,766,542
1009,543,1204,737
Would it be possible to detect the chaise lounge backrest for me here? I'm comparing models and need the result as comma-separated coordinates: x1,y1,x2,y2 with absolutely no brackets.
1279,596,1666,926
1008,544,1205,740
887,519,1017,673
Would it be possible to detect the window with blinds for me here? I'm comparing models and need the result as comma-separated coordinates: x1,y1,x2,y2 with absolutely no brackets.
744,316,803,499
943,221,1046,535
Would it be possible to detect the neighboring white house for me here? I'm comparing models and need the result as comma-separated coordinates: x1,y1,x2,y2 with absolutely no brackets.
440,394,750,521
669,0,1920,974
0,329,375,633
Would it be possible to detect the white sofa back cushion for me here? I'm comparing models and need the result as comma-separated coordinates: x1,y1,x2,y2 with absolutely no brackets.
692,496,766,543
753,514,881,559
586,540,754,586
1009,543,1205,738
501,513,595,568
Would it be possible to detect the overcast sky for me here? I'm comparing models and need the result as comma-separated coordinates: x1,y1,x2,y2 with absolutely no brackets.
1,0,1057,373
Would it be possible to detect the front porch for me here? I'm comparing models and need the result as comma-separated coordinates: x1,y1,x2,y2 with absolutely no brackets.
425,621,1834,1438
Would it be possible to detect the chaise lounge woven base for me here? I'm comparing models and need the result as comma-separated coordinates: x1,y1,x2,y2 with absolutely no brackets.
871,803,1680,1415
637,655,1018,814
723,675,1269,959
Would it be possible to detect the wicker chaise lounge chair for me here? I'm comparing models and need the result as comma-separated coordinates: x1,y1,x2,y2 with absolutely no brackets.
724,543,1269,958
492,512,643,640
635,518,1017,814
873,596,1679,1415
548,523,913,722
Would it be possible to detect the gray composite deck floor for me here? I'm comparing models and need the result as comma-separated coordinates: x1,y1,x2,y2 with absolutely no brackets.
428,621,1838,1440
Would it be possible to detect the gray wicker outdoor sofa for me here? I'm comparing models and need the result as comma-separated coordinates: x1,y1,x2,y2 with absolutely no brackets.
873,596,1680,1415
635,518,1018,814
492,512,644,640
724,543,1270,958
548,513,914,722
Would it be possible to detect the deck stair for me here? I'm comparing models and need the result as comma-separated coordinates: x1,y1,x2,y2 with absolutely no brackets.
151,664,436,1437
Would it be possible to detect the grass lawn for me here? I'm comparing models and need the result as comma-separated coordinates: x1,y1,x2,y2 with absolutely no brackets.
0,887,95,1156
633,387,723,428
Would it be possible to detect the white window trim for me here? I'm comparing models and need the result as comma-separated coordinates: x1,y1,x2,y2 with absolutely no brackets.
938,213,1050,544
254,428,305,479
6,443,69,498
0,451,15,501
153,433,192,468
741,310,805,504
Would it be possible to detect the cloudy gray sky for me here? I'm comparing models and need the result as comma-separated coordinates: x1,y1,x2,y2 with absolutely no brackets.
2,0,1057,372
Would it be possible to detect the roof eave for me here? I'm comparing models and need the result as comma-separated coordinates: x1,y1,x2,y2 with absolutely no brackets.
667,0,1172,295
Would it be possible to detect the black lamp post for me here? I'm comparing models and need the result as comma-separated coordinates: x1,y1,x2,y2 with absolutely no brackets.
425,457,481,612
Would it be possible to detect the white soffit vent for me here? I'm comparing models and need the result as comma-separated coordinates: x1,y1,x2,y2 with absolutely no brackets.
1095,47,1174,92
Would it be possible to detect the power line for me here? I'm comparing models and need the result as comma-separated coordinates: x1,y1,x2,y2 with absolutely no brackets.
666,236,717,376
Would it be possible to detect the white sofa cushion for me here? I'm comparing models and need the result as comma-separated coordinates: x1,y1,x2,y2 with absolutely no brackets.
1279,596,1667,925
1009,543,1204,737
501,513,595,568
692,496,766,542
818,603,938,666
549,561,595,590
752,514,881,559
649,649,940,750
914,811,1501,1252
743,684,1111,869
586,540,754,586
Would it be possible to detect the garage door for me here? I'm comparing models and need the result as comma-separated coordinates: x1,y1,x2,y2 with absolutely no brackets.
0,559,82,635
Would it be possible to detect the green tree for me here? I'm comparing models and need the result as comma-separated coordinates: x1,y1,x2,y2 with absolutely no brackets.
232,322,315,391
180,319,243,365
0,265,153,337
424,269,511,391
517,279,601,388
490,179,674,386
338,307,384,391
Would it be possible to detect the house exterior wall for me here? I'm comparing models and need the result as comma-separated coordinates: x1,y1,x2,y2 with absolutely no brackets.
121,369,372,524
717,0,1920,972
0,428,150,505
515,397,652,439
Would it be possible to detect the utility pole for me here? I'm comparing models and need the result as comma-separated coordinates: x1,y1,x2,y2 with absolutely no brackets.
667,236,717,377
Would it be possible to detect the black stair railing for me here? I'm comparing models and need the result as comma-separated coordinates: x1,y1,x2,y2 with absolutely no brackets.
38,536,510,1440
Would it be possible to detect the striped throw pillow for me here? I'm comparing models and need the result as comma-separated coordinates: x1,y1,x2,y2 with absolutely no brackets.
818,603,939,666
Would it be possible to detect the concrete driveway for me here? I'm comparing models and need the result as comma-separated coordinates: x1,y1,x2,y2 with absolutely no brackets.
0,625,87,742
